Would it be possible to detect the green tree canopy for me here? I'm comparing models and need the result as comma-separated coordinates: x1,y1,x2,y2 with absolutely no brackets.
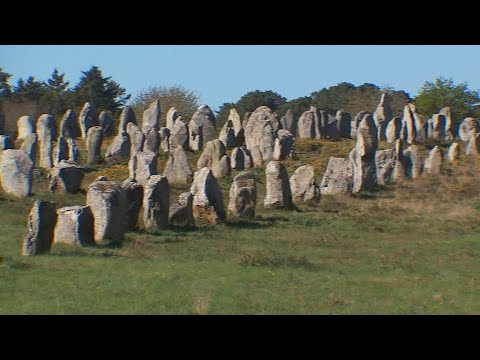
413,77,480,124
11,76,46,102
276,96,313,120
39,68,71,119
130,85,201,125
0,68,12,100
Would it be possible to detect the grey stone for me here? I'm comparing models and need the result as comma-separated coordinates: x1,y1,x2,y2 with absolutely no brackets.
54,206,95,246
439,106,454,140
351,111,368,139
424,146,443,175
290,165,320,203
86,126,103,164
219,120,237,149
458,117,479,142
86,180,128,243
164,145,193,184
169,192,194,226
0,149,33,196
264,161,293,209
402,103,427,144
170,118,189,150
17,115,35,141
128,151,158,185
250,145,263,167
190,167,225,224
403,145,423,179
466,133,480,156
99,111,115,137
22,200,57,256
67,138,80,162
431,114,447,141
336,110,352,138
143,175,170,230
447,142,460,162
158,127,170,153
297,110,315,139
242,111,252,129
350,148,376,194
231,146,252,171
166,107,178,130
320,157,353,195
355,113,378,157
373,92,393,141
142,99,161,134
144,128,160,153
392,139,407,181
106,132,131,164
273,129,295,160
228,170,257,218
37,114,55,169
244,106,276,164
197,139,230,178
118,106,137,133
20,134,38,166
122,177,144,231
127,122,145,157
189,105,216,145
280,109,297,137
189,123,203,151
385,117,402,143
53,136,69,166
228,108,245,144
79,102,97,139
375,149,396,185
0,135,14,152
59,109,80,139
325,115,340,140
49,160,85,194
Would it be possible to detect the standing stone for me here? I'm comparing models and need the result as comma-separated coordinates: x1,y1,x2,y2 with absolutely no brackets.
67,138,80,162
439,106,454,140
189,123,203,151
118,106,137,133
242,111,252,129
373,92,393,141
59,109,80,138
0,135,14,152
325,115,340,140
54,206,95,246
351,111,368,139
458,117,480,142
166,107,178,130
105,131,131,164
424,146,443,175
264,161,293,209
37,114,55,169
143,175,170,229
280,109,297,137
375,149,396,185
320,157,353,195
127,122,145,158
86,126,103,164
250,146,263,167
164,145,193,184
49,160,85,194
79,102,97,139
22,200,57,256
17,115,35,141
447,142,460,162
53,136,69,166
228,170,257,218
169,192,194,226
189,105,217,145
297,110,315,139
385,117,402,143
170,118,189,150
244,106,276,165
402,104,427,144
86,180,128,243
122,177,144,231
466,133,480,156
197,139,231,178
143,128,160,153
99,111,115,137
392,139,407,181
431,114,447,141
231,146,252,171
403,145,423,179
219,120,237,149
190,167,225,223
290,165,320,203
20,133,38,166
0,149,33,196
273,129,295,160
142,99,161,134
129,151,158,185
311,107,324,139
158,127,170,152
336,110,352,138
228,108,245,144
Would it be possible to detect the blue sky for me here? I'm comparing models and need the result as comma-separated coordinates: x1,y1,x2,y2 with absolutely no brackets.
1,45,480,112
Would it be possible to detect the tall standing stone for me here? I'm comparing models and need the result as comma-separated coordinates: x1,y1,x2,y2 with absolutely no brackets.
447,142,460,162
143,175,170,230
375,149,396,185
86,180,128,243
67,138,80,162
163,145,193,184
190,167,225,224
158,127,170,152
320,157,354,195
403,145,423,179
273,129,295,160
169,192,194,226
228,108,245,144
297,110,315,139
431,114,447,141
106,132,131,164
458,117,479,142
166,107,178,130
142,99,161,134
54,206,95,246
170,118,189,150
144,128,161,153
188,105,217,145
385,117,402,143
439,106,454,140
392,139,407,181
373,92,393,141
49,160,85,194
127,122,145,157
22,200,57,256
424,146,443,175
351,111,368,139
264,161,293,209
53,136,69,166
129,151,158,185
0,149,33,196
79,102,97,139
99,111,115,137
290,165,320,203
231,146,252,171
86,126,103,164
228,170,257,218
59,109,80,138
466,133,480,156
37,114,55,169
197,139,231,178
189,123,203,151
20,133,38,166
118,106,137,133
336,110,352,138
219,120,237,149
0,135,14,152
244,106,276,165
122,177,144,231
280,109,297,137
17,115,35,141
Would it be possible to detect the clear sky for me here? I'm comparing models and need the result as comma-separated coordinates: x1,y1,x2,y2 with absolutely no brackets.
1,45,480,112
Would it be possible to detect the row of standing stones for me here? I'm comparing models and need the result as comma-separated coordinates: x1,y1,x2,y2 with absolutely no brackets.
0,93,476,256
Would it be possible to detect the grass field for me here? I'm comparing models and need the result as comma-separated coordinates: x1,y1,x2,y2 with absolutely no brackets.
1,138,480,314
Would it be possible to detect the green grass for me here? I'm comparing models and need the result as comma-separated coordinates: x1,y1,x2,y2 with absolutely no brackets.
1,139,480,314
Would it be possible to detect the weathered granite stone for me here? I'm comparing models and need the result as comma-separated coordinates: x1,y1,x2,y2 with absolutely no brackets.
424,146,443,175
163,145,193,184
169,192,194,226
447,142,460,162
99,111,115,137
143,175,170,230
54,206,95,246
244,106,276,164
0,149,33,196
22,200,57,256
86,126,103,164
264,161,293,209
79,102,97,139
142,99,161,134
118,106,137,133
170,118,189,150
290,165,320,203
59,109,81,139
458,117,480,142
20,134,38,166
128,151,158,185
105,132,131,164
320,157,353,195
49,160,85,194
17,115,35,141
190,167,225,224
228,170,257,218
336,110,352,138
189,105,216,145
122,177,144,231
127,122,145,158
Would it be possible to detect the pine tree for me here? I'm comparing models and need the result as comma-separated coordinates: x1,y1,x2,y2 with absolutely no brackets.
0,68,12,100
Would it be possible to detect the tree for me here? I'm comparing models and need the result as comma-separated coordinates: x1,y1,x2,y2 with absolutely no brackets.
39,68,71,119
413,77,480,125
11,76,46,102
216,90,287,127
276,96,313,120
0,68,12,100
130,85,201,125
71,66,130,115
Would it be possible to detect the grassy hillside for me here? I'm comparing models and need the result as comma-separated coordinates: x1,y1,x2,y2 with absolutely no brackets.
1,139,480,314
